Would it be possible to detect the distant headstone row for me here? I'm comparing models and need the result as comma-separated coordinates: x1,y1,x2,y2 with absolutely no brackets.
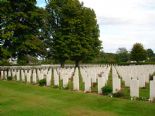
0,64,155,101
0,65,110,94
115,65,155,100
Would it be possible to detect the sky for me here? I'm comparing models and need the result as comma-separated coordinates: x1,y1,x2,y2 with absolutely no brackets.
37,0,155,53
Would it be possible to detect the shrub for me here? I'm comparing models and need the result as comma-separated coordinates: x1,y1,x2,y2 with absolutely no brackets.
39,79,46,86
113,90,124,97
102,85,112,95
7,76,13,81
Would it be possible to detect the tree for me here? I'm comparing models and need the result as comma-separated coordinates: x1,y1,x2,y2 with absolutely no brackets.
46,0,101,67
116,47,129,62
0,0,47,64
0,0,11,60
146,49,154,58
130,43,147,62
69,6,101,67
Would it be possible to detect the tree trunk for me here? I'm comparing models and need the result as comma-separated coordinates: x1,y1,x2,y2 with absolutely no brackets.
60,61,65,68
75,60,80,68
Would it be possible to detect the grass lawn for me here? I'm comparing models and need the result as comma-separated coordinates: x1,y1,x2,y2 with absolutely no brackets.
0,81,155,116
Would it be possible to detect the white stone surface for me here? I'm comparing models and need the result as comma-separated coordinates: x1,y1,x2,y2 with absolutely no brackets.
0,71,4,80
150,80,155,101
54,69,59,86
98,76,106,94
26,70,31,83
46,69,52,86
21,70,25,82
113,77,121,93
4,71,7,80
16,70,20,81
73,68,79,91
32,69,37,84
130,78,139,97
84,75,91,92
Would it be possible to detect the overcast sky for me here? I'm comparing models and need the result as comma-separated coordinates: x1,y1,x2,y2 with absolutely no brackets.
37,0,155,53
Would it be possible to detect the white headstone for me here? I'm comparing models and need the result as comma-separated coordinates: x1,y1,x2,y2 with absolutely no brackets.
98,76,105,94
21,70,25,82
113,77,121,93
0,71,4,80
62,76,69,88
73,68,79,91
150,81,155,101
16,70,20,81
46,69,52,86
84,75,91,92
4,71,7,80
12,69,16,80
26,70,31,83
130,78,139,98
8,70,11,77
54,69,59,86
32,69,37,84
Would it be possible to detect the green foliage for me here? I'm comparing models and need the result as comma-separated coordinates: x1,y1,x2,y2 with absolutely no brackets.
88,51,118,64
39,78,46,86
146,49,154,58
0,0,47,63
113,90,124,98
131,43,147,62
7,76,13,81
102,85,112,95
0,60,10,66
46,0,101,67
116,47,129,63
17,55,39,65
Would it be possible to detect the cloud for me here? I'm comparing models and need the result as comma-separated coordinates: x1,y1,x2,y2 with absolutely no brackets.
80,0,155,53
37,0,155,53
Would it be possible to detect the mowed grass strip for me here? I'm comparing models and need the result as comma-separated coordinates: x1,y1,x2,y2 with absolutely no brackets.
0,81,155,116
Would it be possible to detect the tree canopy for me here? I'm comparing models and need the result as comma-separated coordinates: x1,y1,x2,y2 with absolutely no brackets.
116,47,129,62
46,0,101,67
131,43,147,62
0,0,47,64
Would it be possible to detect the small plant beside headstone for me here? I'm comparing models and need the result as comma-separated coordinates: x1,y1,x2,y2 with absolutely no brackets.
102,85,112,95
7,76,13,81
39,79,46,86
113,90,124,97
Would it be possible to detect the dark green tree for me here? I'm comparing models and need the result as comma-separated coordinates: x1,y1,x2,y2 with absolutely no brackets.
116,47,129,62
130,43,147,62
146,49,154,58
0,0,47,64
46,0,101,67
0,0,11,61
69,6,101,67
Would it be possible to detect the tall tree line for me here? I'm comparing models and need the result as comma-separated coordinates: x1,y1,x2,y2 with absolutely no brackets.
0,0,101,66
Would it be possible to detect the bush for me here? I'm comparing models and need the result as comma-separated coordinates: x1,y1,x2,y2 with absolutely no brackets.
113,90,124,97
39,79,46,86
7,76,13,81
102,85,112,95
